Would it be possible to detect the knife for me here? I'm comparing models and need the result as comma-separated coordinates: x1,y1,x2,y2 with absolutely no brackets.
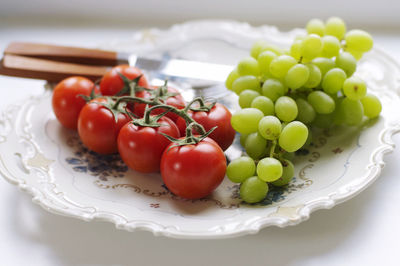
1,42,234,86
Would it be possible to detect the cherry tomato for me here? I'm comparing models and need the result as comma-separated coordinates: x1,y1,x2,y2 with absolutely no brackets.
133,86,185,121
52,76,96,130
160,137,226,199
99,65,149,96
78,98,130,154
118,116,180,173
176,103,235,151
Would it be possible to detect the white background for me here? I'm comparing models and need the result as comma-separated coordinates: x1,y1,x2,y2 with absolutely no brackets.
1,2,400,265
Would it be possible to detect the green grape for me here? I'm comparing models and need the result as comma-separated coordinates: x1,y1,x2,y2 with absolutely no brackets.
329,91,340,101
290,40,303,61
260,44,284,56
300,34,322,61
343,77,367,100
251,40,269,59
226,157,256,183
251,40,283,58
225,68,239,91
239,90,261,108
258,116,282,140
237,57,260,76
346,48,364,61
325,17,346,40
245,132,267,159
258,50,277,75
231,75,261,95
231,108,264,134
240,133,249,147
304,128,313,146
304,63,322,88
338,98,364,126
345,29,374,53
279,121,308,152
307,91,336,114
313,113,335,128
271,159,294,186
281,121,288,129
260,72,274,83
306,18,325,36
240,176,269,203
257,157,283,182
269,55,297,78
311,57,335,76
321,35,340,58
285,64,310,90
262,78,285,102
251,96,275,116
322,68,347,94
336,52,357,77
296,98,316,124
361,94,382,118
275,96,298,122
333,97,345,125
282,151,295,161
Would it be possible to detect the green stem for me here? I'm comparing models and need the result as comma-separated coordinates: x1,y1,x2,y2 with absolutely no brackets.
143,105,153,124
113,95,153,108
184,97,209,112
185,123,198,143
157,80,168,97
116,96,207,135
129,81,137,97
269,140,277,158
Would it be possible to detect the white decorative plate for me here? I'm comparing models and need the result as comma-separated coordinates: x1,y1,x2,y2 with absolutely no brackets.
1,20,400,239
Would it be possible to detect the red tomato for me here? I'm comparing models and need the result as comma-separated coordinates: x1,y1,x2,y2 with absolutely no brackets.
133,86,185,121
117,116,180,173
99,65,149,96
130,86,154,115
78,98,130,154
52,76,96,130
160,137,226,199
176,103,235,151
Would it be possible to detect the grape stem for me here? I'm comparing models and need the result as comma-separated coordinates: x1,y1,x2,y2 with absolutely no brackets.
269,140,277,158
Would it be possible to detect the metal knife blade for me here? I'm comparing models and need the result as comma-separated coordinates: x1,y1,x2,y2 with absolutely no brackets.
117,53,234,84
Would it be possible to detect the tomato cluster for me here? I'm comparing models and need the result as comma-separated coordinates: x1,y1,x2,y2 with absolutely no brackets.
51,65,235,199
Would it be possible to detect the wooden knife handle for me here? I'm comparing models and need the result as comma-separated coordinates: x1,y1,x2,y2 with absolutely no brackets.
4,42,119,66
0,54,109,82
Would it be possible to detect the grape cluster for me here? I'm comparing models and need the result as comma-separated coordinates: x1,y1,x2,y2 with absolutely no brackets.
225,17,382,203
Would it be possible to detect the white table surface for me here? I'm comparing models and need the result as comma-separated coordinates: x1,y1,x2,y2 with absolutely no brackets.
0,23,400,266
